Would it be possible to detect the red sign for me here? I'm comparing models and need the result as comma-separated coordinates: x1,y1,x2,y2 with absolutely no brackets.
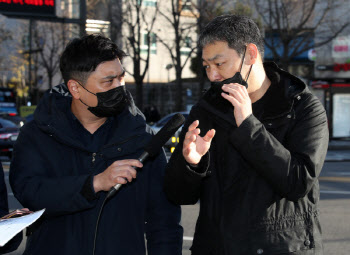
334,45,349,52
0,0,55,17
317,63,350,72
334,63,350,72
0,0,54,6
312,82,350,89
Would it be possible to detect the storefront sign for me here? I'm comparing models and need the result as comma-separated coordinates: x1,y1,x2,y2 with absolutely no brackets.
332,36,350,58
333,94,350,138
334,63,350,72
308,49,316,61
316,63,350,72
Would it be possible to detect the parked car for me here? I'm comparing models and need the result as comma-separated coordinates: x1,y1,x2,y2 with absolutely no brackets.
150,111,189,153
0,112,26,128
0,118,20,159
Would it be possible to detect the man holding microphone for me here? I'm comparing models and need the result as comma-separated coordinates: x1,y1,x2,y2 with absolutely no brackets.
10,34,183,255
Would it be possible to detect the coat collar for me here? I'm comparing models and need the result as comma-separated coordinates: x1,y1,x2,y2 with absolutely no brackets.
261,62,307,120
33,83,146,151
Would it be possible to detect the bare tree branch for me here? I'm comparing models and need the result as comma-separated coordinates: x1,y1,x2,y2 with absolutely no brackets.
155,0,198,111
108,0,160,109
254,0,350,70
33,22,67,89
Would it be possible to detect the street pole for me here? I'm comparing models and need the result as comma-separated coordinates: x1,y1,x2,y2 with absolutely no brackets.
28,19,32,103
80,0,86,37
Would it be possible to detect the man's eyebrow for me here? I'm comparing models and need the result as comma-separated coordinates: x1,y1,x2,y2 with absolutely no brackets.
203,54,225,62
102,69,126,80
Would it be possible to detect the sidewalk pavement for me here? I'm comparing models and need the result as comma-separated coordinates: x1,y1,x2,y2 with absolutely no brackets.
326,140,350,162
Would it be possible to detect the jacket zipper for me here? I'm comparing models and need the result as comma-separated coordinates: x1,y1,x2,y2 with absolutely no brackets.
92,152,96,166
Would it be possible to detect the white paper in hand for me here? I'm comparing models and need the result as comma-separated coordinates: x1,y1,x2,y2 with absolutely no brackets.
0,209,45,247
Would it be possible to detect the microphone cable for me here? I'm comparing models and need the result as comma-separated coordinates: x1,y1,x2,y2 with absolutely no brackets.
92,194,108,255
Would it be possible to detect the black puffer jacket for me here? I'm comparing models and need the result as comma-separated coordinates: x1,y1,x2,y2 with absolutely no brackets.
164,62,329,255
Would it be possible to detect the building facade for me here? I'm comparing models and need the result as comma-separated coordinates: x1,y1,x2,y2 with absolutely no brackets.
1,0,198,114
312,1,350,140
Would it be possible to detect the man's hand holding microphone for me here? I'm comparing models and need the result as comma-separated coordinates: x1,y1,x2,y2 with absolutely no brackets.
93,159,143,193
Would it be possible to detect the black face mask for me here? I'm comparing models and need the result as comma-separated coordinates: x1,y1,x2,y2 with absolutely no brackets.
204,46,253,113
77,83,130,117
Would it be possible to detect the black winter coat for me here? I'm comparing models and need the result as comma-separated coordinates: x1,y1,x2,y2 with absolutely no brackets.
164,62,329,255
10,84,183,255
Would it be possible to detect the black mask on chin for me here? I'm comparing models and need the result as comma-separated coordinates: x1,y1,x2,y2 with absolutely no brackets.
204,46,253,113
77,82,130,117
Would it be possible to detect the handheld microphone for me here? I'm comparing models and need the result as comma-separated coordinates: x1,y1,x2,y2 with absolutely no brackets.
106,113,186,199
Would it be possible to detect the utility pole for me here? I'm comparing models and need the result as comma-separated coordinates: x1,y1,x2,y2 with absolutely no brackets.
23,19,42,104
80,0,87,37
28,18,32,101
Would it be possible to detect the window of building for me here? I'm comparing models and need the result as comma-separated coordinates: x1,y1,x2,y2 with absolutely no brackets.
184,36,192,48
181,0,192,11
86,19,110,38
141,32,157,54
180,36,192,56
137,0,157,7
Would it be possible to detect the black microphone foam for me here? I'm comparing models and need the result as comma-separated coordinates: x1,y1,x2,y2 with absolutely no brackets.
146,113,186,156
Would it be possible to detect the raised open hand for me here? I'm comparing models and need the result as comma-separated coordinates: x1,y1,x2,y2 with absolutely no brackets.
182,120,215,165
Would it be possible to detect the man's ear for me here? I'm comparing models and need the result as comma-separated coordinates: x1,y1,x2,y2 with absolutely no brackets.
246,43,258,65
67,80,80,99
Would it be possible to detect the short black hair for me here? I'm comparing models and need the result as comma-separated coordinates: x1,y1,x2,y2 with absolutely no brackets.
199,14,264,58
59,34,127,85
